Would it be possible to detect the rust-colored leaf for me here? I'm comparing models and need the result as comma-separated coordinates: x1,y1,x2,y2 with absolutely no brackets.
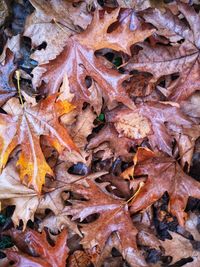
125,1,200,101
6,228,68,267
65,179,147,267
129,148,200,226
34,9,154,110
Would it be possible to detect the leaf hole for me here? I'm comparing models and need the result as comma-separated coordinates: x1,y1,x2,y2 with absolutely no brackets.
68,162,89,176
36,41,47,51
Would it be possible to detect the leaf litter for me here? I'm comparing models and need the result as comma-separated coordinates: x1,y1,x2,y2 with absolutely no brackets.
0,0,200,266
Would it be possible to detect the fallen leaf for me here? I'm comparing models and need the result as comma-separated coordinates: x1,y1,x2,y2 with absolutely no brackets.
88,124,136,161
34,8,154,110
65,179,147,267
161,231,200,266
24,0,92,64
0,49,16,106
0,94,77,192
129,148,200,226
125,1,200,101
6,228,68,267
106,102,196,157
0,160,79,233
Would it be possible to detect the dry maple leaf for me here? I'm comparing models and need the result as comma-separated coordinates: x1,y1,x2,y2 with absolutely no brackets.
33,8,154,110
125,1,200,101
0,49,16,106
129,148,200,226
6,228,68,267
0,94,78,193
106,102,197,159
65,179,147,267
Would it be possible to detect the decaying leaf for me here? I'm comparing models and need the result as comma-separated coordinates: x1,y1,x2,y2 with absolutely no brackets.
0,95,77,192
88,124,136,161
68,250,91,267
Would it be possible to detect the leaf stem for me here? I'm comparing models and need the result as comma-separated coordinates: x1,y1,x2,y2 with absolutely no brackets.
15,70,24,108
53,18,78,33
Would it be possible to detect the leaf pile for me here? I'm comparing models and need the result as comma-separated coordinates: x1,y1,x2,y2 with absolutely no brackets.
0,0,200,266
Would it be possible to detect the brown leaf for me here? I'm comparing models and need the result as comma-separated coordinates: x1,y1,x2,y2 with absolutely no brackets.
106,102,196,156
24,0,92,64
0,95,77,193
34,8,154,110
67,106,96,150
161,231,200,266
68,250,91,267
0,49,16,106
6,228,68,267
129,148,200,226
0,160,79,233
88,124,136,161
78,9,155,55
125,1,200,101
65,179,147,267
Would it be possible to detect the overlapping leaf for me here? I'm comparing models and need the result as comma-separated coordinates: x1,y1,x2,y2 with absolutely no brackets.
65,179,147,267
33,9,154,110
129,148,200,226
0,95,77,192
0,49,16,106
125,1,200,101
6,228,68,267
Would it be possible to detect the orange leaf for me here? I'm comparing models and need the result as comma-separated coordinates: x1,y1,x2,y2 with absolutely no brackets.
0,94,78,193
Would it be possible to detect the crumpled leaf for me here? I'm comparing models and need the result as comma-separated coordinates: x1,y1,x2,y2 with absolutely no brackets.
65,179,147,267
129,148,200,226
24,0,92,64
0,94,77,193
125,1,200,101
33,8,154,110
6,228,68,267
0,49,16,106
